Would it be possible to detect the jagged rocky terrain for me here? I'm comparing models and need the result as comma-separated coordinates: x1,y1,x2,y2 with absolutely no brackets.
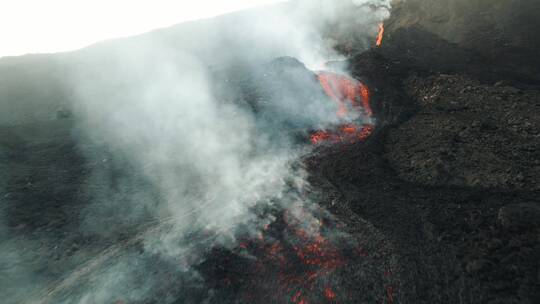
308,5,540,301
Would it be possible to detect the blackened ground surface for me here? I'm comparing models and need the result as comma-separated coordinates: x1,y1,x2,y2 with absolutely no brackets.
306,27,540,303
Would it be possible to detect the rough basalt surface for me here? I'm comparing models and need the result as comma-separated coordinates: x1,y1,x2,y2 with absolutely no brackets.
385,74,540,190
308,18,540,303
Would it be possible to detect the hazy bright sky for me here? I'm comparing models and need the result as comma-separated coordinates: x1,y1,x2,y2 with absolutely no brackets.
0,0,285,57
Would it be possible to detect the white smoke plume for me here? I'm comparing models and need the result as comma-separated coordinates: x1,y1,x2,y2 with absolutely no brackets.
1,1,392,303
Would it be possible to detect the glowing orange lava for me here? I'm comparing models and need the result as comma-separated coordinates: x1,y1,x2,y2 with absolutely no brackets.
376,23,385,47
317,71,372,117
223,72,384,303
310,124,374,145
311,72,375,145
325,287,337,300
231,203,397,303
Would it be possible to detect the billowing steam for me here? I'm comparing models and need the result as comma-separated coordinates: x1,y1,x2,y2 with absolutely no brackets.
1,1,392,303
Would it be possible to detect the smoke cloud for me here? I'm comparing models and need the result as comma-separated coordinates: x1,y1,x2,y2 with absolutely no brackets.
1,1,392,303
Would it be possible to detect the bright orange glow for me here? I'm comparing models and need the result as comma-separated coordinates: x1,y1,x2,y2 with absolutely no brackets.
359,82,373,116
324,287,337,300
309,124,374,145
310,130,332,145
341,124,358,134
311,71,375,145
376,23,385,47
226,73,380,301
232,202,389,302
317,72,373,118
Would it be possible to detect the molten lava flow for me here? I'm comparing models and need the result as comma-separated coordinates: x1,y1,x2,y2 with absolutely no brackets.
312,72,375,145
310,130,332,145
199,71,386,303
376,23,385,47
359,82,373,116
210,196,400,303
317,71,372,117
324,287,336,301
310,124,375,145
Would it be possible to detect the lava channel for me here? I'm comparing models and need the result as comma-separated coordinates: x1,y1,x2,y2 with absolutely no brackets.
376,23,385,47
311,71,375,145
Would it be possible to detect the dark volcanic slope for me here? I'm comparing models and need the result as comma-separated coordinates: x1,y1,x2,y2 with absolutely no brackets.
306,18,540,304
388,0,540,84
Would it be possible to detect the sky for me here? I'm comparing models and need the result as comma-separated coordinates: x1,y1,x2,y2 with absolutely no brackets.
0,0,286,58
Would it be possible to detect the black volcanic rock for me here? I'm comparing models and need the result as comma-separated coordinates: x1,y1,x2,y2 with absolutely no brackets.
498,203,540,230
309,3,540,302
385,74,540,190
387,0,540,84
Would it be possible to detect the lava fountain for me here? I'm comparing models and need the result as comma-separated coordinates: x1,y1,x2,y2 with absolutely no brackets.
376,23,385,47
